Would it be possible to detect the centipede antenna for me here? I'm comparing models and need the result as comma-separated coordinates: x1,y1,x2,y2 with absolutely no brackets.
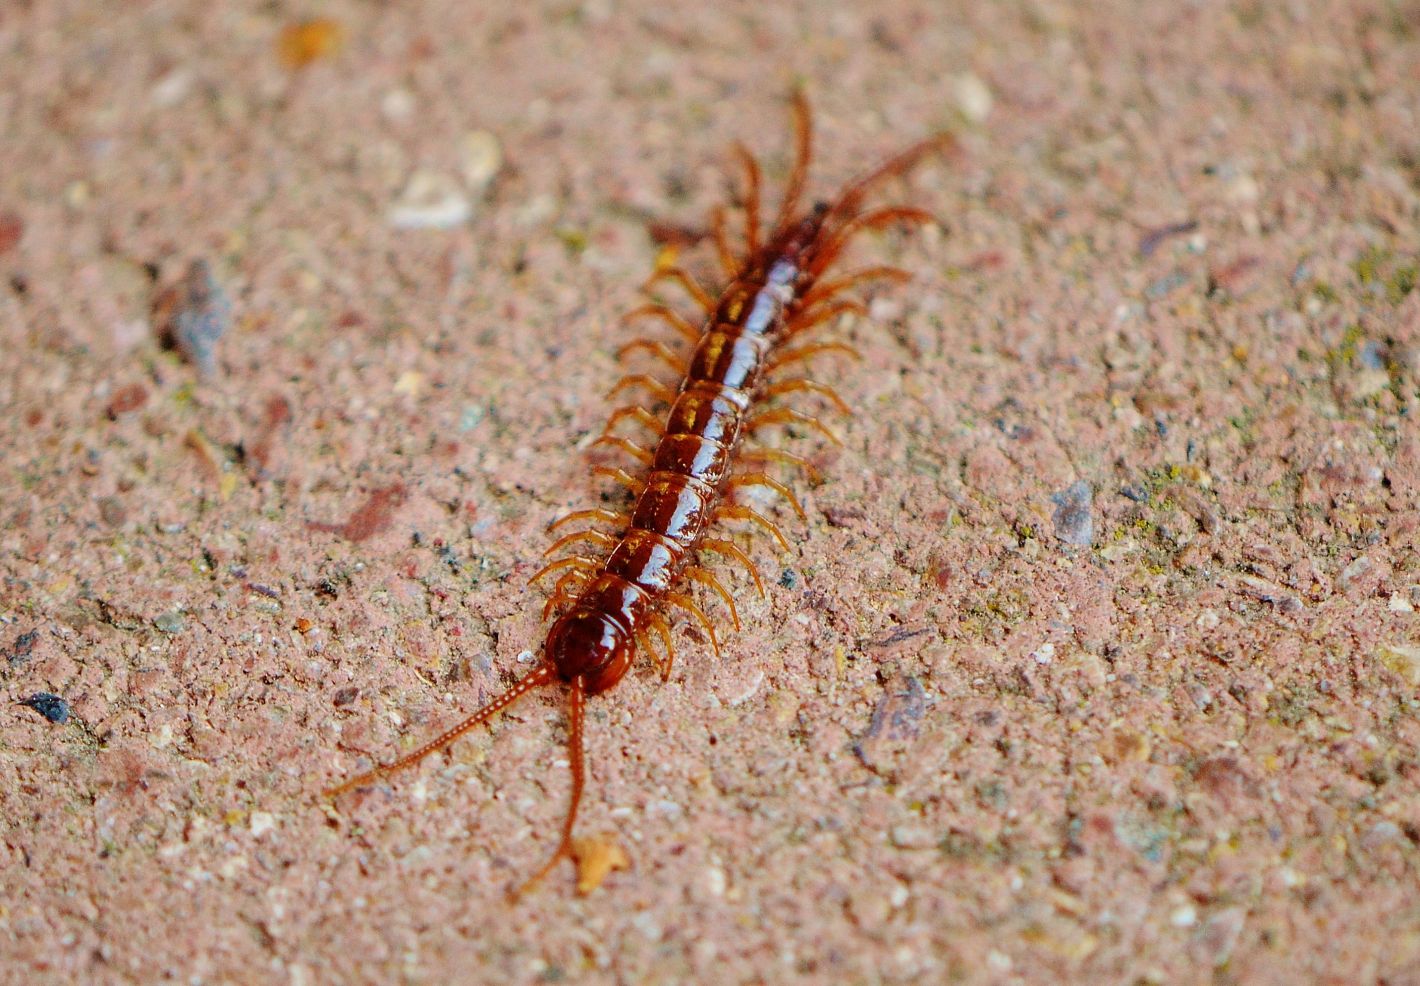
509,674,587,901
324,662,557,799
822,131,959,229
773,89,815,232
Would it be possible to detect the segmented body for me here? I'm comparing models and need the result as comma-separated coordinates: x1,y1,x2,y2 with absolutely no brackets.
543,228,827,694
327,93,953,896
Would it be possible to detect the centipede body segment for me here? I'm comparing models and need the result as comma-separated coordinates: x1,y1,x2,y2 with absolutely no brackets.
326,93,955,896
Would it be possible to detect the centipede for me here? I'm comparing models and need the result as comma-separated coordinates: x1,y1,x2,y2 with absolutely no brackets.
326,92,955,895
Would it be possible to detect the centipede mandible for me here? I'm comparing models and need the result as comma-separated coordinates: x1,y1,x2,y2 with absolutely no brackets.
326,92,956,897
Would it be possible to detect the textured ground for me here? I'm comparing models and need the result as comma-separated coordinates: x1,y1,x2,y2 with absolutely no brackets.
3,1,1419,983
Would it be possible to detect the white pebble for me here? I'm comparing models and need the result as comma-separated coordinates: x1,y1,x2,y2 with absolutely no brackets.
646,798,683,819
953,74,993,123
381,88,415,122
460,130,503,191
150,69,193,108
725,670,764,707
388,171,472,230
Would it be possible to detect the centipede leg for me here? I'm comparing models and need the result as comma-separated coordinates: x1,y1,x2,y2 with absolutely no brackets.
715,504,791,552
543,529,618,557
667,591,720,658
542,570,591,620
608,374,676,406
591,465,645,496
746,407,843,447
621,303,700,343
510,674,587,901
810,207,939,278
617,338,688,374
729,472,807,521
736,447,823,483
652,615,676,679
643,615,676,681
685,565,740,630
592,434,655,466
529,555,601,586
762,378,854,417
733,141,762,256
765,342,864,375
800,266,911,309
548,508,627,533
699,538,766,599
821,131,958,229
783,298,868,340
603,405,664,436
641,268,713,313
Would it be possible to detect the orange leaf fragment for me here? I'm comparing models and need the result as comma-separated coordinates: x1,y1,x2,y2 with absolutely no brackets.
571,836,629,894
278,19,344,69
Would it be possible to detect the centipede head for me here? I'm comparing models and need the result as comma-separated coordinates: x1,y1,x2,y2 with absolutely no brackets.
545,608,635,694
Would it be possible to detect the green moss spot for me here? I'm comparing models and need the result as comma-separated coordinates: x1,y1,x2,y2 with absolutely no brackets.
1387,264,1416,304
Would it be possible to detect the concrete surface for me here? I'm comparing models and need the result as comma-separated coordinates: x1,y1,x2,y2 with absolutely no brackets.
2,1,1419,983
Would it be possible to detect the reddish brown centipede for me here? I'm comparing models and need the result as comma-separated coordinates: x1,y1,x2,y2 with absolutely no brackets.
326,93,954,895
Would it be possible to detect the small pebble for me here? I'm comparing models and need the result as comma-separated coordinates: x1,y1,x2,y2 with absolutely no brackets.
1051,480,1094,547
1360,820,1403,850
149,68,193,108
388,171,472,230
1146,270,1189,299
106,382,149,417
381,88,415,122
20,692,69,724
0,212,23,255
890,825,936,849
459,130,503,191
1192,907,1246,968
8,630,39,668
1357,339,1388,371
157,259,232,378
249,811,276,839
154,611,187,634
701,866,727,898
952,73,993,123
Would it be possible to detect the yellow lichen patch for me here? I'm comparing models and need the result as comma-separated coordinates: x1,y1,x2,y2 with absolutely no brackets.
1378,644,1420,686
571,836,629,894
277,19,345,69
